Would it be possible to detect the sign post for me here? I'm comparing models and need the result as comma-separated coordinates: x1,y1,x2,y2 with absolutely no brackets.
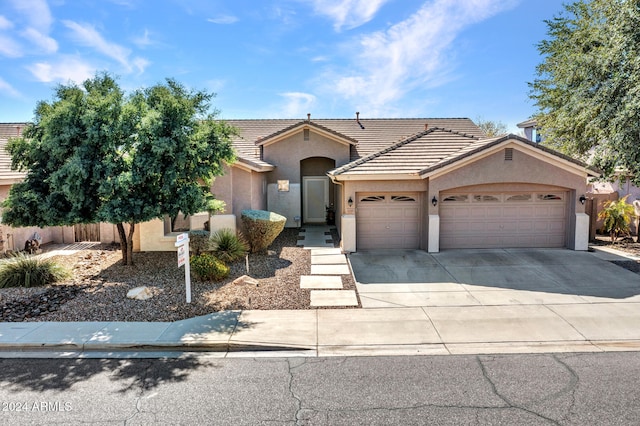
175,233,192,303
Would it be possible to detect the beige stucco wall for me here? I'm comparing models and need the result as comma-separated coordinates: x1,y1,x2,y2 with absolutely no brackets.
428,145,588,250
263,130,351,183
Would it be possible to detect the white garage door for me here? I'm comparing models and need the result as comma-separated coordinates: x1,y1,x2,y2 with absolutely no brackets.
356,193,421,250
440,191,567,249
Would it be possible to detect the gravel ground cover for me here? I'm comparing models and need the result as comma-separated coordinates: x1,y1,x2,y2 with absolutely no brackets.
592,236,640,274
0,228,358,322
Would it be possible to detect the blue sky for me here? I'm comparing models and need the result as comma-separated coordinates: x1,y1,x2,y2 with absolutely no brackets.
0,0,565,132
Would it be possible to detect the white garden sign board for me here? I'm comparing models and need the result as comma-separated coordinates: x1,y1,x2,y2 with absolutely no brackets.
175,233,192,303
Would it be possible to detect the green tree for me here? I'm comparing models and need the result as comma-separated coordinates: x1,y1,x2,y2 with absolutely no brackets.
3,74,235,265
475,117,508,137
529,0,640,182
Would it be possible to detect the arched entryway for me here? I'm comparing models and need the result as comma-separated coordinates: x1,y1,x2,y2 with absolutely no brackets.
301,157,336,224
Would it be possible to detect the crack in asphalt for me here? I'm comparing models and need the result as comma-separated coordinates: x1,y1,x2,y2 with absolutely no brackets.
552,354,580,423
476,356,562,425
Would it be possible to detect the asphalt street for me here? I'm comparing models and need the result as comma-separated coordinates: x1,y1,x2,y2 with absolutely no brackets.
0,352,638,425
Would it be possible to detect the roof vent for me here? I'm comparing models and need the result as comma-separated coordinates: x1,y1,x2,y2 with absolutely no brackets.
424,123,428,131
307,113,311,122
505,148,513,161
355,111,365,129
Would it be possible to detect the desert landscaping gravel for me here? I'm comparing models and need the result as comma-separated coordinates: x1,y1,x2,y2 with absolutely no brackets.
0,229,358,322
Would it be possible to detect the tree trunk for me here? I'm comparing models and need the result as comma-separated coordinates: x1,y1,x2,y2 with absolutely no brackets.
116,222,136,265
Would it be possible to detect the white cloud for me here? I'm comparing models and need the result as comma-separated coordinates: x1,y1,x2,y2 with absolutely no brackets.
0,77,21,98
132,29,154,48
8,0,53,32
325,0,513,113
0,34,23,57
305,0,390,31
0,15,14,30
63,20,147,74
21,27,58,53
278,92,316,118
27,56,96,84
207,15,238,24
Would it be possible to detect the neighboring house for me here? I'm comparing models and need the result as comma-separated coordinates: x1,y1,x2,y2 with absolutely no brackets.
0,123,67,251
0,123,119,251
138,115,597,252
517,118,543,143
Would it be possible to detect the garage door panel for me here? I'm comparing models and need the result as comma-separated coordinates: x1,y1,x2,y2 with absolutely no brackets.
440,191,567,249
357,193,422,250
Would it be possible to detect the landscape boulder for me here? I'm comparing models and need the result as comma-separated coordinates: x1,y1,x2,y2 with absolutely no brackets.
126,286,153,300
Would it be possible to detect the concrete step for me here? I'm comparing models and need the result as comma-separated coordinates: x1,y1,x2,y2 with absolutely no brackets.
300,275,343,289
310,290,358,307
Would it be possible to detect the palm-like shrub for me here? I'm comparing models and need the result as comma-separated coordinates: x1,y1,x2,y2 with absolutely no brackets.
599,195,636,242
0,254,71,288
190,253,230,282
211,229,248,263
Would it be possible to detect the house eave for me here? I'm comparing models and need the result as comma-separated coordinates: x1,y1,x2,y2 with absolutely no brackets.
327,172,422,181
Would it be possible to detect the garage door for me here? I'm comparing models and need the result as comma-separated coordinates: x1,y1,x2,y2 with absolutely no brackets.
356,193,421,249
440,191,567,249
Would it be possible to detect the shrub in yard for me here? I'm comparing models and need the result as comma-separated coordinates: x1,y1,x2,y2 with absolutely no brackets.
0,254,71,288
241,210,286,253
190,253,230,282
188,230,211,255
211,228,248,263
599,195,636,242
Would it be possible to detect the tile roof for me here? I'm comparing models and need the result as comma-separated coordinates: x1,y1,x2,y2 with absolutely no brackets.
0,123,27,183
255,120,358,146
223,118,485,166
328,128,481,176
417,134,598,177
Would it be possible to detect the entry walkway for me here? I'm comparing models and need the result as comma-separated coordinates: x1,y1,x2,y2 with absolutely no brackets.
297,226,357,307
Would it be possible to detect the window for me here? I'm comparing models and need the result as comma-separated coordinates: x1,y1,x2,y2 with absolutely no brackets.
391,195,416,202
442,195,468,202
360,195,385,202
537,193,563,201
473,195,500,202
506,194,532,202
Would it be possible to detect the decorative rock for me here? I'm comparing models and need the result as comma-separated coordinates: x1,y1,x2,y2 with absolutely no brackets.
232,275,259,287
0,285,86,322
126,286,153,300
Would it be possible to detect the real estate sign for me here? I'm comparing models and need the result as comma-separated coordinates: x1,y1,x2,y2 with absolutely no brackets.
175,233,192,303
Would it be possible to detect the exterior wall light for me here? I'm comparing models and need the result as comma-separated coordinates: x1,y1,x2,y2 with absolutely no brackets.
348,196,353,207
579,195,586,205
431,196,438,207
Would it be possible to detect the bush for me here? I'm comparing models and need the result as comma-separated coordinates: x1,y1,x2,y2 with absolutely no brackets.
0,254,71,288
241,210,286,253
190,253,230,282
599,195,636,242
188,230,211,255
211,228,248,263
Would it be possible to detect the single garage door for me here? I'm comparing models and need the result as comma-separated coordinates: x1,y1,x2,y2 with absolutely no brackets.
356,193,422,249
440,191,567,249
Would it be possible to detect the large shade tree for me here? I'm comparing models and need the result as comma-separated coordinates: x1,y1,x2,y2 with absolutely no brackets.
529,0,640,183
4,74,235,265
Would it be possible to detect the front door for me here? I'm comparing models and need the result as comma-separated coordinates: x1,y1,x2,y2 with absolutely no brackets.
303,176,329,223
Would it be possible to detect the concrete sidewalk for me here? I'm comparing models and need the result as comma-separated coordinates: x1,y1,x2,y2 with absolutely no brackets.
2,244,640,358
2,301,640,358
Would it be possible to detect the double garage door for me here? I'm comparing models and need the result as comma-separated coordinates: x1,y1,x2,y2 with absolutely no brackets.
440,191,567,249
356,193,421,249
355,191,568,250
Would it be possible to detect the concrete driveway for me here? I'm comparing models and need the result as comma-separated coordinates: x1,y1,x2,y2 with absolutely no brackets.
348,248,640,308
